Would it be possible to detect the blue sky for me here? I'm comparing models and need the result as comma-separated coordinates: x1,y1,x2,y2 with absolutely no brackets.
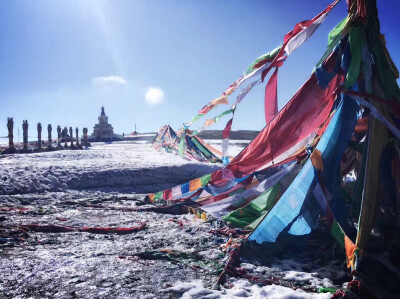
0,0,399,140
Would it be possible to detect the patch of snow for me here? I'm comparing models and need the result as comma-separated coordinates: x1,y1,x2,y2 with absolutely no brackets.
164,279,332,298
283,271,334,288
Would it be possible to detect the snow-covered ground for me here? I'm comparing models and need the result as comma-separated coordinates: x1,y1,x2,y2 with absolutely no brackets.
0,141,221,195
0,141,348,298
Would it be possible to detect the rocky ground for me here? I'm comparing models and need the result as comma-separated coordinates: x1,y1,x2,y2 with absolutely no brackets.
0,141,352,298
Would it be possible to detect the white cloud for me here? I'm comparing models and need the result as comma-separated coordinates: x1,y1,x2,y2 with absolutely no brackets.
92,76,127,87
145,87,165,105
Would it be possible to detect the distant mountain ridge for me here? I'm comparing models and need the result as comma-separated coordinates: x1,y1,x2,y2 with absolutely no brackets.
197,130,259,140
134,130,259,141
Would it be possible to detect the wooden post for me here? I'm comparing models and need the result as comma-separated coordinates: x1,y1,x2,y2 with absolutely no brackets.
2,117,17,154
69,127,74,148
22,120,28,150
57,125,62,147
63,127,68,147
75,127,82,149
75,127,79,146
47,124,52,150
7,118,14,149
37,122,42,150
83,127,88,147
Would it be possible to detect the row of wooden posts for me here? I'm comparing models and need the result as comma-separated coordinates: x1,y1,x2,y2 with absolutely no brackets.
2,118,91,154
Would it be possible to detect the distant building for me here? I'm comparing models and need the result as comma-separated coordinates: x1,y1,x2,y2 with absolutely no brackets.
89,107,123,142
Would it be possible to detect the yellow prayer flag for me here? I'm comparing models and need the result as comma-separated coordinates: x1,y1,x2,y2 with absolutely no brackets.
205,119,215,127
211,96,228,106
310,149,324,171
189,178,202,192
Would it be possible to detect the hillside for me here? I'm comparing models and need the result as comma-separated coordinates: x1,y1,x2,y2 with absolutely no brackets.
197,130,259,140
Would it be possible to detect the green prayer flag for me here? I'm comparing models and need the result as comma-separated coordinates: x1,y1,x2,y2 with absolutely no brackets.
214,109,233,123
191,113,204,125
330,220,345,249
191,137,212,158
224,184,281,229
245,46,281,76
328,17,347,46
345,26,367,88
365,16,400,101
315,17,347,69
200,174,211,186
154,191,163,201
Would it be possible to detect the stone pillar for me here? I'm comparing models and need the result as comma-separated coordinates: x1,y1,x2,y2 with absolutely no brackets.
22,120,28,150
75,127,82,149
57,125,62,147
75,128,79,145
37,122,42,150
83,127,88,147
63,127,68,147
7,118,14,149
2,117,17,154
69,127,74,148
47,124,52,149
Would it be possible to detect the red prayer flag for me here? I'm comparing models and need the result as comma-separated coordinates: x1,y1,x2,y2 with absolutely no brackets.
163,189,173,200
222,119,233,139
208,51,344,180
265,68,279,124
